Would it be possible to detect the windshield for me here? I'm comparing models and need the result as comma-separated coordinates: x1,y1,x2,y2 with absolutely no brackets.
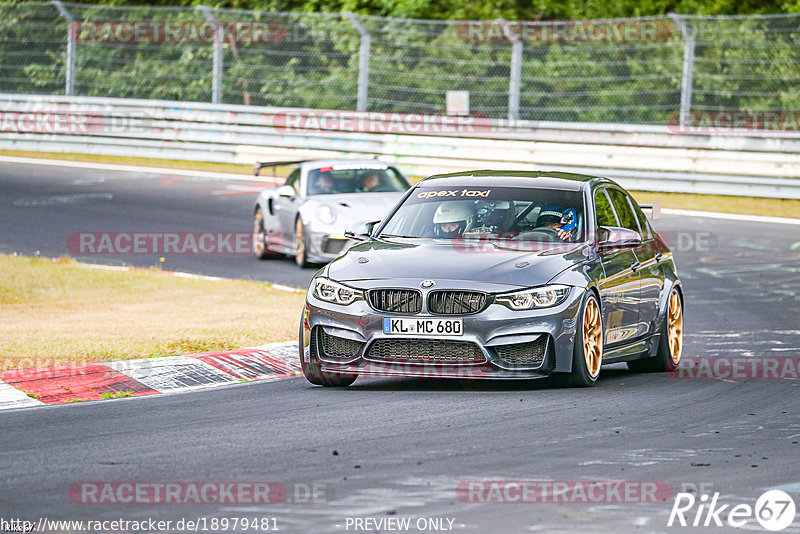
378,185,586,243
306,165,409,196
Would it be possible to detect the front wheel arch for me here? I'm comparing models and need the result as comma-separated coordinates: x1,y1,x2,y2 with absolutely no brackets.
298,314,357,387
563,290,603,387
628,284,684,373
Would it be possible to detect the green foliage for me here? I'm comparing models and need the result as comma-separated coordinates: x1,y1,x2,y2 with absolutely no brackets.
5,0,783,19
0,1,797,125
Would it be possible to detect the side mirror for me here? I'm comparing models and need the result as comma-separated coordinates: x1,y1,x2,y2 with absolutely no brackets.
598,226,642,252
344,220,379,241
276,185,296,199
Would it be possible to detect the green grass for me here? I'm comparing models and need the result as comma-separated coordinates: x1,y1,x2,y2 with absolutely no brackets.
0,254,305,371
629,190,800,220
101,392,133,399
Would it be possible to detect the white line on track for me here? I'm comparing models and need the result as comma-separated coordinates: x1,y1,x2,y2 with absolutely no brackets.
662,208,800,226
0,155,276,183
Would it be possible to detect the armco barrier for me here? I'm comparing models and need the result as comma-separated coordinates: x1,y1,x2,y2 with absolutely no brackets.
1,94,799,199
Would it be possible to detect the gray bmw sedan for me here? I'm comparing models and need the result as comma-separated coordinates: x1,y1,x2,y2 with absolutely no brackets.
299,171,683,387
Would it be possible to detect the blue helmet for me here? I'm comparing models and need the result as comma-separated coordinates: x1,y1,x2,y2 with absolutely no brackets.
539,205,578,233
539,205,566,225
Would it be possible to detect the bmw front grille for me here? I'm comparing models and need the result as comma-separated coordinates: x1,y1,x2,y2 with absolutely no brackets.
368,289,423,314
427,290,489,315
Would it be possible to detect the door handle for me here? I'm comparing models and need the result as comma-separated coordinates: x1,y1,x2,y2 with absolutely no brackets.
654,252,663,262
630,260,641,272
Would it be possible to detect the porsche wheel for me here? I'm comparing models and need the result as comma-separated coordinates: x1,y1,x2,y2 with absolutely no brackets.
295,218,310,268
253,208,276,260
567,292,602,387
628,287,683,372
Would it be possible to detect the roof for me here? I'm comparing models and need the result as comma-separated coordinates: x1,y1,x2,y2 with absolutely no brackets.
419,170,612,191
300,159,395,170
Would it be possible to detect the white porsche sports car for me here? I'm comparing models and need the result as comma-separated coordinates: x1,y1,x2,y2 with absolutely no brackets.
253,159,411,267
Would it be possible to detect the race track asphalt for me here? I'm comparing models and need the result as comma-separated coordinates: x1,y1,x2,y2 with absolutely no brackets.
1,161,799,533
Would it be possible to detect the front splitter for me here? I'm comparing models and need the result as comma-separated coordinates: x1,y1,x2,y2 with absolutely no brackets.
320,361,551,380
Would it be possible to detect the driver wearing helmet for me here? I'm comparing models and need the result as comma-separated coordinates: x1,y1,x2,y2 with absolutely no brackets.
433,201,473,238
536,205,576,241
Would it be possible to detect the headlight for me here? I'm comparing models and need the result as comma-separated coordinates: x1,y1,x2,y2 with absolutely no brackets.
312,277,364,305
495,285,571,310
317,205,336,224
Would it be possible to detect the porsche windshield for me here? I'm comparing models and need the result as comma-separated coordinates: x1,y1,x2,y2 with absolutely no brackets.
306,165,409,195
379,185,586,242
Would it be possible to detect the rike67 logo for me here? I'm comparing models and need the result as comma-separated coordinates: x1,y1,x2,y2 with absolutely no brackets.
668,490,796,531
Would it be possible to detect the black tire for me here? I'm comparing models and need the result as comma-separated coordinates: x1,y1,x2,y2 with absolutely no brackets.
566,292,603,387
298,319,357,387
628,287,683,373
253,208,277,260
295,218,311,268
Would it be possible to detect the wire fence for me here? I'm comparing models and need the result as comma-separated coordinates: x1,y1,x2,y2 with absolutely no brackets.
1,3,799,125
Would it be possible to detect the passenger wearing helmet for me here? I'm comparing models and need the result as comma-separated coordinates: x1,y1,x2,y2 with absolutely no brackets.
536,205,576,241
433,202,473,238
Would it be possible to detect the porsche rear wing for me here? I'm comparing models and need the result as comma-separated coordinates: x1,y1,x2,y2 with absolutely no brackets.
253,160,308,176
638,199,661,220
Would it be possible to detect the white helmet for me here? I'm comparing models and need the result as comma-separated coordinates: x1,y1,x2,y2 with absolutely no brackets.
433,202,473,224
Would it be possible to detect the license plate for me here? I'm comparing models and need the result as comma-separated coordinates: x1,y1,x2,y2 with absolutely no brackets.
383,317,463,336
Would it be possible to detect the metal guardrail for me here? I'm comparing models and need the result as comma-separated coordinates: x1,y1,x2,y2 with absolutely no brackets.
1,94,799,199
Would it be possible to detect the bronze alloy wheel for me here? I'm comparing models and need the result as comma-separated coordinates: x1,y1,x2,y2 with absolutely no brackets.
583,297,602,378
253,209,267,258
295,218,307,267
667,290,683,365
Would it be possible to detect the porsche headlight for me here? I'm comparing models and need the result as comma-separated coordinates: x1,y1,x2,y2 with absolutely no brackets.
312,277,364,305
317,205,336,224
495,285,571,310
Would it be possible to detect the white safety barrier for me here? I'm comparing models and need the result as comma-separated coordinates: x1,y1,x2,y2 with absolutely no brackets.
1,94,799,198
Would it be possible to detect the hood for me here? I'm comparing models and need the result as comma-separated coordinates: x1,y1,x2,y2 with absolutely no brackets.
326,238,591,290
304,192,404,230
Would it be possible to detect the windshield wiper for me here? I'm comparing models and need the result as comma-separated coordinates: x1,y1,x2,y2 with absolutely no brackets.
379,234,419,239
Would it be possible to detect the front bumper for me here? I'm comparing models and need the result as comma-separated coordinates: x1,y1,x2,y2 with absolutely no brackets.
307,231,354,263
301,286,585,380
